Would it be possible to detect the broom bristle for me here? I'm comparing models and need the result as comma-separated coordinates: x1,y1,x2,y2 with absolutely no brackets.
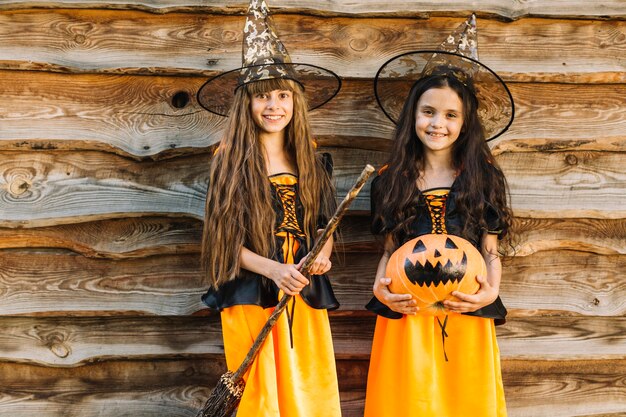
195,371,244,417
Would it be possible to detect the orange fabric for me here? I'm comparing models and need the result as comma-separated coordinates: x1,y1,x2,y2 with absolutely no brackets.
221,298,341,417
364,313,507,417
220,173,341,417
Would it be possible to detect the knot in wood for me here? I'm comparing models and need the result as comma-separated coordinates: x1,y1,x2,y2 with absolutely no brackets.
74,34,86,44
50,342,71,359
565,154,578,165
8,178,32,196
349,38,368,52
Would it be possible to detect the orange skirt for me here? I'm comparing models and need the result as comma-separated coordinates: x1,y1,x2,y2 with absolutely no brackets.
221,296,342,417
364,313,507,417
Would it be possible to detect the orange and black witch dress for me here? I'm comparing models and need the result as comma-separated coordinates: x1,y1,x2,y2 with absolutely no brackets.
202,160,341,417
364,175,508,417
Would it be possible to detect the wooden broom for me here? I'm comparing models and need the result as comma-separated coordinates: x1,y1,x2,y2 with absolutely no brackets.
195,164,375,417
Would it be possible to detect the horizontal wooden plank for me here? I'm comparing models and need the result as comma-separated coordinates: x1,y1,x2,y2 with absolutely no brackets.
502,359,626,417
0,252,205,315
2,315,621,366
0,70,224,158
0,12,624,80
0,68,624,157
0,1,624,20
0,217,201,258
0,316,222,365
0,358,622,417
0,246,623,316
0,359,218,416
0,151,210,226
337,215,626,256
0,212,621,261
1,146,622,226
500,149,626,219
512,217,626,256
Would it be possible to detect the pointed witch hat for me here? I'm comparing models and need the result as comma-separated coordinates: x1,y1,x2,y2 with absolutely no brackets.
374,14,514,141
197,0,341,116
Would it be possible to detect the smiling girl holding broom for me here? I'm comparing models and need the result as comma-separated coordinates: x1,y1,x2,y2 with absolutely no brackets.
196,1,343,416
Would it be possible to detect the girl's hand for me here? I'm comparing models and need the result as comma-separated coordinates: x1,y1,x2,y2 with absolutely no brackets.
373,277,418,315
297,253,332,276
443,275,498,313
268,262,310,295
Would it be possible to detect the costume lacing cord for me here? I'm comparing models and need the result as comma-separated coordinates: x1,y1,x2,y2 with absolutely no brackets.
424,191,448,235
271,176,306,349
425,189,451,361
436,315,450,362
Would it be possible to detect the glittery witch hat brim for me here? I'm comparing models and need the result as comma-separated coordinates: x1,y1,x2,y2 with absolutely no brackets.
197,62,341,117
374,50,515,141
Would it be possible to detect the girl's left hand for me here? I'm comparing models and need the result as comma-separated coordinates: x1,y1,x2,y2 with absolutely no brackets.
443,275,498,313
297,253,332,276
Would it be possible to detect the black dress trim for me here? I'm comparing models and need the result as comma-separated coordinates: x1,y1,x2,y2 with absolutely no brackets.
201,152,339,312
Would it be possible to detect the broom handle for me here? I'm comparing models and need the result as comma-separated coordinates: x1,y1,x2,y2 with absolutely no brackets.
231,164,375,382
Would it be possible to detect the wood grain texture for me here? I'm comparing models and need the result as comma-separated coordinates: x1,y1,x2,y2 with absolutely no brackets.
0,151,209,226
0,316,222,366
0,217,201,258
2,314,620,366
0,11,624,80
0,213,621,261
0,252,205,315
4,248,623,317
0,359,220,417
500,149,626,219
1,69,624,157
0,1,625,20
0,70,222,158
3,358,621,417
0,146,622,223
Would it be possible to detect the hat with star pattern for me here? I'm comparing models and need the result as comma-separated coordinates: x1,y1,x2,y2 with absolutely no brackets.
197,0,341,117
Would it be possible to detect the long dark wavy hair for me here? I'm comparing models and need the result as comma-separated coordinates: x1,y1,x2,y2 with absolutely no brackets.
374,73,513,251
201,78,336,288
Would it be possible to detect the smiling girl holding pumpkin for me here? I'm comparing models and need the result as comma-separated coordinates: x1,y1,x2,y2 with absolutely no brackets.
196,1,343,416
364,15,515,417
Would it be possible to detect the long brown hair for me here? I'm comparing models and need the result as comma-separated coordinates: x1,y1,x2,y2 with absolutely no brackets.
374,73,513,250
201,78,335,287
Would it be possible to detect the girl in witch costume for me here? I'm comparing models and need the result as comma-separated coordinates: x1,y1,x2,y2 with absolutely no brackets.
197,1,342,416
364,15,514,417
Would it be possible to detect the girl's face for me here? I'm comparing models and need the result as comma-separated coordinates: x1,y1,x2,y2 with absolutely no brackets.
250,89,294,138
414,86,464,155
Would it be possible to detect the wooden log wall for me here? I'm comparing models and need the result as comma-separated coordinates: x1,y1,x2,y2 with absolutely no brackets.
0,2,624,416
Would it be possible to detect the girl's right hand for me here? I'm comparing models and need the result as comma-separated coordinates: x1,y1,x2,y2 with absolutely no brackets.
268,262,310,295
373,277,418,315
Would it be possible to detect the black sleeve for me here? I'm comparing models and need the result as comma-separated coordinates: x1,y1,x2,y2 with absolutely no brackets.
316,152,334,230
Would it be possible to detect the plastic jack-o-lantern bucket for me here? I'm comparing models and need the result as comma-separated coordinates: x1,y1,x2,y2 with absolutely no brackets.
386,233,486,315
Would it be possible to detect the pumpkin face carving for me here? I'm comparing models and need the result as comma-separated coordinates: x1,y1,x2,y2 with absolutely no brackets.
386,233,486,315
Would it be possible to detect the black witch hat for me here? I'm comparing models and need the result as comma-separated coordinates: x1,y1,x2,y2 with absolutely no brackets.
374,15,515,141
